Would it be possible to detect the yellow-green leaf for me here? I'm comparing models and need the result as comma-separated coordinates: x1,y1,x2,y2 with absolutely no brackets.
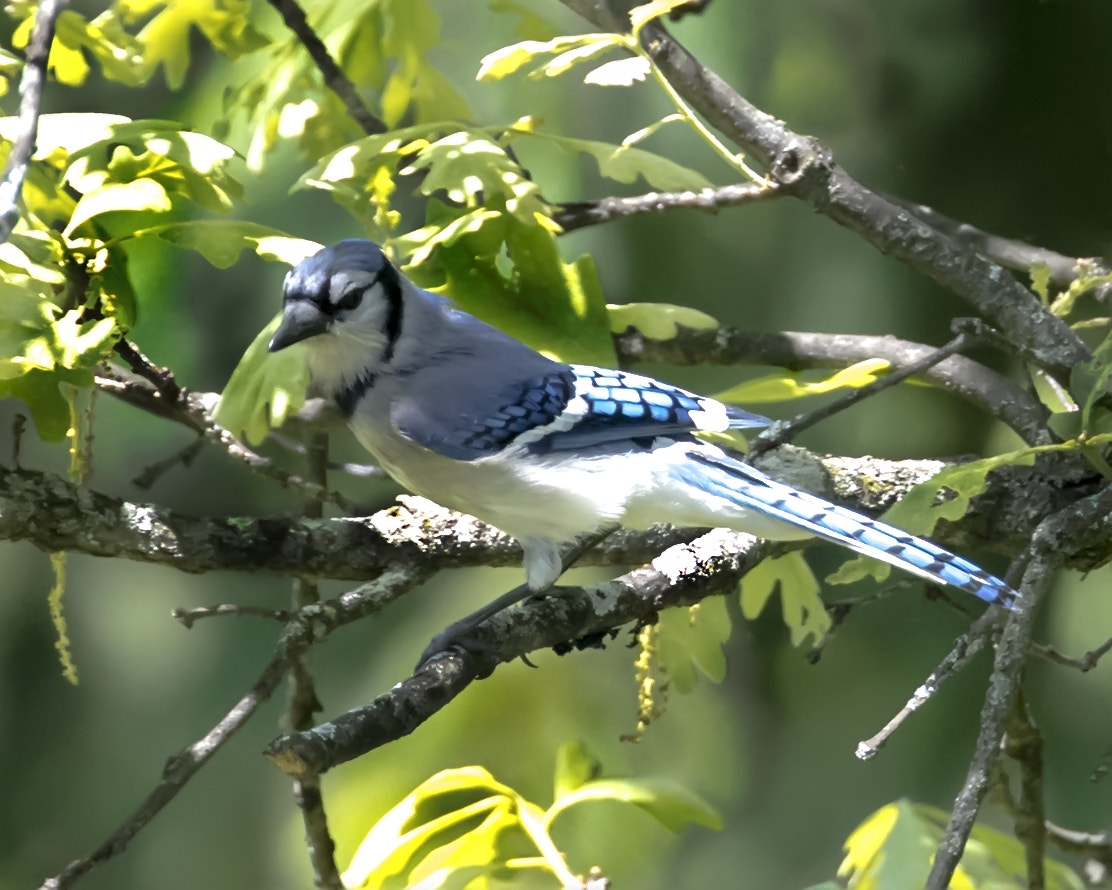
64,178,171,236
607,301,719,338
714,359,891,404
584,55,651,86
214,315,310,445
476,35,620,81
739,551,830,647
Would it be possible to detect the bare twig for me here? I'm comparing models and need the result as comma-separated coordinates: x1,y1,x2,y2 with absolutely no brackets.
748,326,989,459
288,431,342,890
95,369,359,511
38,562,435,889
1030,635,1112,672
0,0,65,243
172,604,297,627
265,0,385,136
855,611,999,760
554,182,775,232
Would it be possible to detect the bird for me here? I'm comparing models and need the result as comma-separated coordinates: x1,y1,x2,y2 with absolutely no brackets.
267,239,1017,649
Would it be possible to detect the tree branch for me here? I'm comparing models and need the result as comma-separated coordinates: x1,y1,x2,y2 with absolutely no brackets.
265,0,385,136
925,483,1112,887
264,529,774,776
37,559,433,890
3,445,1098,581
560,0,1089,373
615,325,1049,445
0,0,65,244
554,181,775,232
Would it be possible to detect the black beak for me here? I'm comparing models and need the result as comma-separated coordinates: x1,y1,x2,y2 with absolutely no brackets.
269,301,331,352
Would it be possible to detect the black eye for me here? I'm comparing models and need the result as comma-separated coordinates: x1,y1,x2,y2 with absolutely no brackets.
335,288,364,312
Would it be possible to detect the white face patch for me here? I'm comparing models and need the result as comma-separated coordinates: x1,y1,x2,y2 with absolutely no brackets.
328,269,380,309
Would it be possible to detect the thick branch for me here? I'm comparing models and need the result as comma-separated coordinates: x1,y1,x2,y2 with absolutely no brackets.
2,448,1099,580
265,529,773,775
561,0,1089,373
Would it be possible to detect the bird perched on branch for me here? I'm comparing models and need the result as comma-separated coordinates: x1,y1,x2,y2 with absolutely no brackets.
268,239,1016,648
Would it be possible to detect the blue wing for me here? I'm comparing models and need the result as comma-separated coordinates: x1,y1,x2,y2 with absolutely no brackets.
394,361,769,460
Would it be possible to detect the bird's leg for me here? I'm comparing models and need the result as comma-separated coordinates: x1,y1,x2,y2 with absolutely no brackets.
416,525,619,668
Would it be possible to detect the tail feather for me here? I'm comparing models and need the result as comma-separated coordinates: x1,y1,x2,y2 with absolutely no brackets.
680,451,1017,608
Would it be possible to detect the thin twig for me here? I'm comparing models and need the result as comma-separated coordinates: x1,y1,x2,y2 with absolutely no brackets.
0,0,66,243
265,0,385,136
923,483,1112,887
171,604,297,627
288,431,342,890
554,182,775,232
748,326,981,459
38,563,435,889
614,326,1049,445
855,611,998,760
1030,635,1112,672
95,369,360,512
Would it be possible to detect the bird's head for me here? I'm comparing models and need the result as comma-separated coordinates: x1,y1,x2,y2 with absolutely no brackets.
269,239,405,392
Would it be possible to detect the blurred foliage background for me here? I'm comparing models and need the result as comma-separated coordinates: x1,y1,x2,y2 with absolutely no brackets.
2,0,1112,888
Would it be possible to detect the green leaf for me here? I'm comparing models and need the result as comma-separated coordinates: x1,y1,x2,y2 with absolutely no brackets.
516,130,713,192
476,34,621,81
430,219,615,365
552,741,601,801
1027,363,1077,414
607,301,719,338
838,800,1085,890
714,359,891,405
0,369,73,441
739,552,830,647
548,777,722,833
657,597,732,691
128,220,320,269
214,315,310,445
1029,260,1053,305
64,178,172,236
65,120,243,214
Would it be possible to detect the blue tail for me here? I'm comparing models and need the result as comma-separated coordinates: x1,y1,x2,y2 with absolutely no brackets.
677,451,1017,608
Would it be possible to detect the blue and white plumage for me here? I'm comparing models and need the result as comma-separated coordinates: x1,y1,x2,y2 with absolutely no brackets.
268,239,1017,611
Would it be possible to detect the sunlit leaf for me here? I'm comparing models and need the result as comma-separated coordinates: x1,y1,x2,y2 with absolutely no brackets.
128,220,319,269
64,179,171,236
584,56,651,86
629,0,698,34
607,301,719,338
714,359,891,404
477,35,620,81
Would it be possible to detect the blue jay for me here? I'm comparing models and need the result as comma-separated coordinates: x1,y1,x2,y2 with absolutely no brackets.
268,239,1017,633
